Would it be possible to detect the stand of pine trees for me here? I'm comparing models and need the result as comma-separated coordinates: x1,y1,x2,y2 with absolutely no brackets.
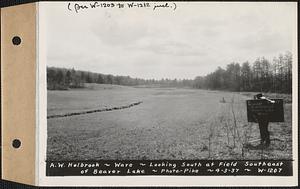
193,52,292,93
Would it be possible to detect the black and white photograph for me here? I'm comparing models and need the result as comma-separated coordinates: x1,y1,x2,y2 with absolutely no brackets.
40,1,297,182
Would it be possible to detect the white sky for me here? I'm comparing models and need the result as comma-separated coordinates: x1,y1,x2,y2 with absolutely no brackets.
42,2,297,79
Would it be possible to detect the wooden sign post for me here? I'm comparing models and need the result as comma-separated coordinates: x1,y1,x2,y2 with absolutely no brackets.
246,98,284,147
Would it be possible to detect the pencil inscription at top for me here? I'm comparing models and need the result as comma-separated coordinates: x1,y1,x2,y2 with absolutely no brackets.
67,2,178,13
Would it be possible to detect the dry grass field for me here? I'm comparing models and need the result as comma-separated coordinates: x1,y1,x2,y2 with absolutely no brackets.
47,84,292,160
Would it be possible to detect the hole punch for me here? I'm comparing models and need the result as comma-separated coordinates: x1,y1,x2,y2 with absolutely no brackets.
12,36,21,45
12,139,21,149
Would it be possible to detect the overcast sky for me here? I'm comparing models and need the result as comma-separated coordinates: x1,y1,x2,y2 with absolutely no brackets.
42,2,297,79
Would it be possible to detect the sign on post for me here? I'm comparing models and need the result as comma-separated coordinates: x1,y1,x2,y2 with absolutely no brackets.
246,99,284,122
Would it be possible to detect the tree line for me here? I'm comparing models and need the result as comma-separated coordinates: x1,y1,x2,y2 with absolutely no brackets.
194,52,292,93
47,67,194,90
47,51,292,93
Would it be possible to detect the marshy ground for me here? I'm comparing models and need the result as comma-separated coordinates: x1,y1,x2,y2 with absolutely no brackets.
47,84,292,160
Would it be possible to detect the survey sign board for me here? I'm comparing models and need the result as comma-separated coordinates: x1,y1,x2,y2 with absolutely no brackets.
246,99,284,122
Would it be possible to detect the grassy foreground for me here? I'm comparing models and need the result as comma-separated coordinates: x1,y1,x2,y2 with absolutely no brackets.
47,84,292,160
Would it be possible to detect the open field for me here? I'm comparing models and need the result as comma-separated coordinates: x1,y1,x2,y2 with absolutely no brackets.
47,84,292,160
